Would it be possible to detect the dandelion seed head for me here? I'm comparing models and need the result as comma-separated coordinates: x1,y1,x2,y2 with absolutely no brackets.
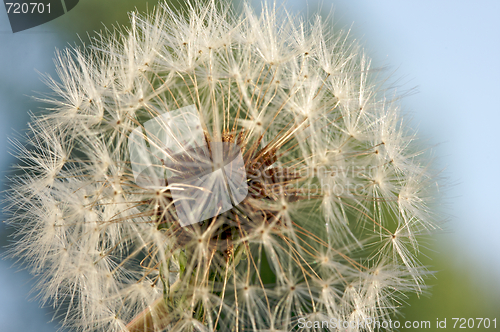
4,1,439,331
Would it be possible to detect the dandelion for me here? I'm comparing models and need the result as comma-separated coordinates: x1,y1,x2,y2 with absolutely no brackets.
4,1,438,331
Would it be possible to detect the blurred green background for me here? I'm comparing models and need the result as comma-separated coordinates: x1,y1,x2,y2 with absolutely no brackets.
1,1,499,331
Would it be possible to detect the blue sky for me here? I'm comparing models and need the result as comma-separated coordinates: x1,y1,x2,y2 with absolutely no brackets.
0,11,63,331
309,0,500,277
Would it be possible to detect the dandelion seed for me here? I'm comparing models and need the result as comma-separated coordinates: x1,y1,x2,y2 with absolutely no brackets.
4,1,438,331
